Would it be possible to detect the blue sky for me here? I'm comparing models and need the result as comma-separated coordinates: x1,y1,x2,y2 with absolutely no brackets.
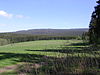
0,0,96,32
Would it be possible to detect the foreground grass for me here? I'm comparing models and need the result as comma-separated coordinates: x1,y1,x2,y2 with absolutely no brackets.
0,40,100,75
0,40,69,68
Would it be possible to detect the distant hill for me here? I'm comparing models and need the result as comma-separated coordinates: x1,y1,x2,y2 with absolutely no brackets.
0,28,89,44
13,28,88,36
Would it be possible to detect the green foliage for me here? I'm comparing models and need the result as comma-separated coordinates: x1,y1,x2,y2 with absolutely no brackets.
0,33,79,45
0,38,9,46
89,0,100,44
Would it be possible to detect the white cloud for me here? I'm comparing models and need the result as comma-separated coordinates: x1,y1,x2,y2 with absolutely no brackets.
15,15,24,18
15,14,30,19
0,10,30,19
0,10,13,18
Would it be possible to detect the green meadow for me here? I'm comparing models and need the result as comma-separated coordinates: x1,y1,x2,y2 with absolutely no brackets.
0,40,100,75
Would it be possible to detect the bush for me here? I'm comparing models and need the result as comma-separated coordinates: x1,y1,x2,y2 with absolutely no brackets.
0,38,9,46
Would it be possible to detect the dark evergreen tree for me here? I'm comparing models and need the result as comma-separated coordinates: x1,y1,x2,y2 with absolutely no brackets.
89,0,100,44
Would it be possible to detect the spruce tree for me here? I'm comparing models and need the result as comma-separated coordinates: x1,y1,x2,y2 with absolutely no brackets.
89,0,100,44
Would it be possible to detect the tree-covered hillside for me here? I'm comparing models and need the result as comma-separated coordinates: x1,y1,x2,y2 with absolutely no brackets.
13,28,88,36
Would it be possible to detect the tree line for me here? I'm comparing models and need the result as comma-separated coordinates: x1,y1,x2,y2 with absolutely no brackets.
0,33,81,45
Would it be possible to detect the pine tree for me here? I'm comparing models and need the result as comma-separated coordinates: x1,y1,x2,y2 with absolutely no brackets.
89,0,100,44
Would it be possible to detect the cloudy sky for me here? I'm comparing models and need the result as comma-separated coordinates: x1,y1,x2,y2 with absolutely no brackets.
0,0,96,32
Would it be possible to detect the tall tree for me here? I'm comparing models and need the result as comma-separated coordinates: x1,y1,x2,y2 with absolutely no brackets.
89,0,100,44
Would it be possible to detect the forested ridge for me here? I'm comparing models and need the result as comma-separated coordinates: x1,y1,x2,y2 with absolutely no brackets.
0,28,88,45
13,28,88,36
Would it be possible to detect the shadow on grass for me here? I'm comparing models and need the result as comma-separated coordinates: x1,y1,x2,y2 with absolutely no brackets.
25,47,99,54
0,52,100,75
25,41,100,55
25,42,84,53
0,52,45,63
70,42,89,46
0,41,100,75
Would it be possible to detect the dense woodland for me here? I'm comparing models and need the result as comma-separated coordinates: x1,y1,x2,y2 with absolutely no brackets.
0,33,81,45
0,28,88,45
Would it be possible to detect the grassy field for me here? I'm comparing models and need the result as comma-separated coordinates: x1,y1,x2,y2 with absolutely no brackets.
0,40,100,75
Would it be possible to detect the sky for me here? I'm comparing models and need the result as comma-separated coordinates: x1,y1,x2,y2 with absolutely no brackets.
0,0,97,32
